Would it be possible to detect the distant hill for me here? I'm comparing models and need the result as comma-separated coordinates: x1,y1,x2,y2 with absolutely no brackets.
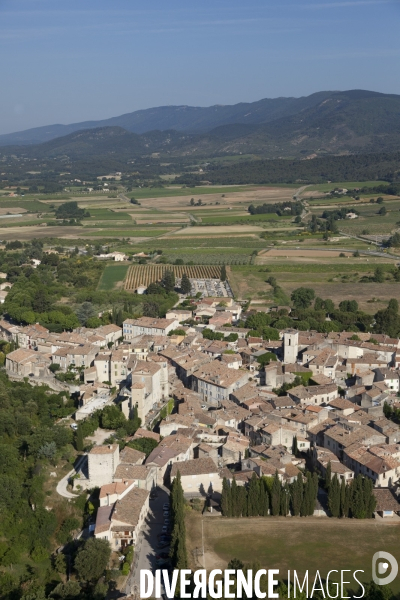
0,89,392,146
3,89,400,162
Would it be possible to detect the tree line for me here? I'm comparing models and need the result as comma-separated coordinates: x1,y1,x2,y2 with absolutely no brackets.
221,472,318,518
327,468,376,519
175,151,400,186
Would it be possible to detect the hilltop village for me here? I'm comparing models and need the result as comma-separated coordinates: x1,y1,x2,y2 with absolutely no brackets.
2,292,400,553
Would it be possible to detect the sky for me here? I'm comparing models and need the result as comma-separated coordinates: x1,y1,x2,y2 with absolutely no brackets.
1,0,400,134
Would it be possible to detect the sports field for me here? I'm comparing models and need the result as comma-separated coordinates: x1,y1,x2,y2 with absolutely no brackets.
186,513,400,592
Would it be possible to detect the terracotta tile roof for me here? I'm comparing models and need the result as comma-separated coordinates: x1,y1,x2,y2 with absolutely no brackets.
119,447,145,465
111,487,149,527
373,488,400,512
170,457,218,478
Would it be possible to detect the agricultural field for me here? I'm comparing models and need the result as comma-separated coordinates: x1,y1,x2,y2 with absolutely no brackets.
125,264,222,290
97,264,129,291
83,228,173,237
0,198,49,212
230,257,399,312
304,181,388,193
185,513,400,592
83,208,133,220
171,225,269,236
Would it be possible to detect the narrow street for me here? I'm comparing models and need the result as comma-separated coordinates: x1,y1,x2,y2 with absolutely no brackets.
125,486,170,595
56,454,86,499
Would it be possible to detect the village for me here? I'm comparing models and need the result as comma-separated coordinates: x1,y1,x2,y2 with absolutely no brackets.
2,294,400,587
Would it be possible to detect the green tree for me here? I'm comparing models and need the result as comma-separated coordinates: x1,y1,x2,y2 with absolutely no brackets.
75,426,84,452
325,461,332,491
162,269,175,292
292,435,298,457
291,287,315,309
247,473,261,516
74,538,111,582
169,472,188,569
340,478,350,518
328,474,341,518
100,405,126,429
374,266,385,283
221,265,227,282
221,477,232,517
180,273,192,295
271,472,281,516
290,472,303,517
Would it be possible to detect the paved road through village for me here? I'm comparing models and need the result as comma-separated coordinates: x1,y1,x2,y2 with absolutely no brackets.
125,486,170,596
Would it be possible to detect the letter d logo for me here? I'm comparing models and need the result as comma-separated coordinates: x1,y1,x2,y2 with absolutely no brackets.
372,552,398,586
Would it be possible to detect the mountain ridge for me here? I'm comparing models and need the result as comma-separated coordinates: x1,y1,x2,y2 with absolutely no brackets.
2,89,400,161
0,89,391,146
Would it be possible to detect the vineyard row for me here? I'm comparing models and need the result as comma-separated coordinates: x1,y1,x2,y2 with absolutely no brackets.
125,264,222,290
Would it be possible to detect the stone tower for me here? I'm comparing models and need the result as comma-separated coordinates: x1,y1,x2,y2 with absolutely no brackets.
284,329,299,364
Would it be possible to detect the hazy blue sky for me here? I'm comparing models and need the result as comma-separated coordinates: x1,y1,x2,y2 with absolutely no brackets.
1,0,400,134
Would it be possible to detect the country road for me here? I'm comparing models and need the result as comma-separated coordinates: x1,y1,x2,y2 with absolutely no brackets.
56,454,86,499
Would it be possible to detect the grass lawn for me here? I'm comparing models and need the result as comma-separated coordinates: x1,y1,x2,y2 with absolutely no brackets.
186,513,400,592
97,264,129,290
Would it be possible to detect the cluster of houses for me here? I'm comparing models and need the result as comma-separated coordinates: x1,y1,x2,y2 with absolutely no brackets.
3,301,400,550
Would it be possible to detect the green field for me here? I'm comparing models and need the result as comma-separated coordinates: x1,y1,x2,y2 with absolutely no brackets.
306,181,388,193
186,514,400,592
200,213,289,225
85,208,132,220
97,264,129,290
83,228,173,237
126,185,260,199
0,199,49,212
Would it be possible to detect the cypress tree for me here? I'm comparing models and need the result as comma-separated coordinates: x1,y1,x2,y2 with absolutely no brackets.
350,474,365,519
340,478,349,518
231,478,238,517
238,486,248,517
292,435,298,457
260,480,270,516
280,482,290,516
181,273,192,295
325,461,332,491
328,474,340,518
300,472,314,516
169,472,188,568
312,472,319,501
221,477,232,517
271,472,281,516
290,472,303,517
75,426,84,452
306,472,316,516
221,265,227,282
363,477,376,518
247,473,260,516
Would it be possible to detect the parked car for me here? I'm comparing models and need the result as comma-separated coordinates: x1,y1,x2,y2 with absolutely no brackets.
156,552,170,560
157,542,170,549
163,503,169,511
70,423,78,430
163,510,170,517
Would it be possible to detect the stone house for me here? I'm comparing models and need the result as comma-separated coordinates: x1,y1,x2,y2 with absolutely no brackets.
170,457,223,497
